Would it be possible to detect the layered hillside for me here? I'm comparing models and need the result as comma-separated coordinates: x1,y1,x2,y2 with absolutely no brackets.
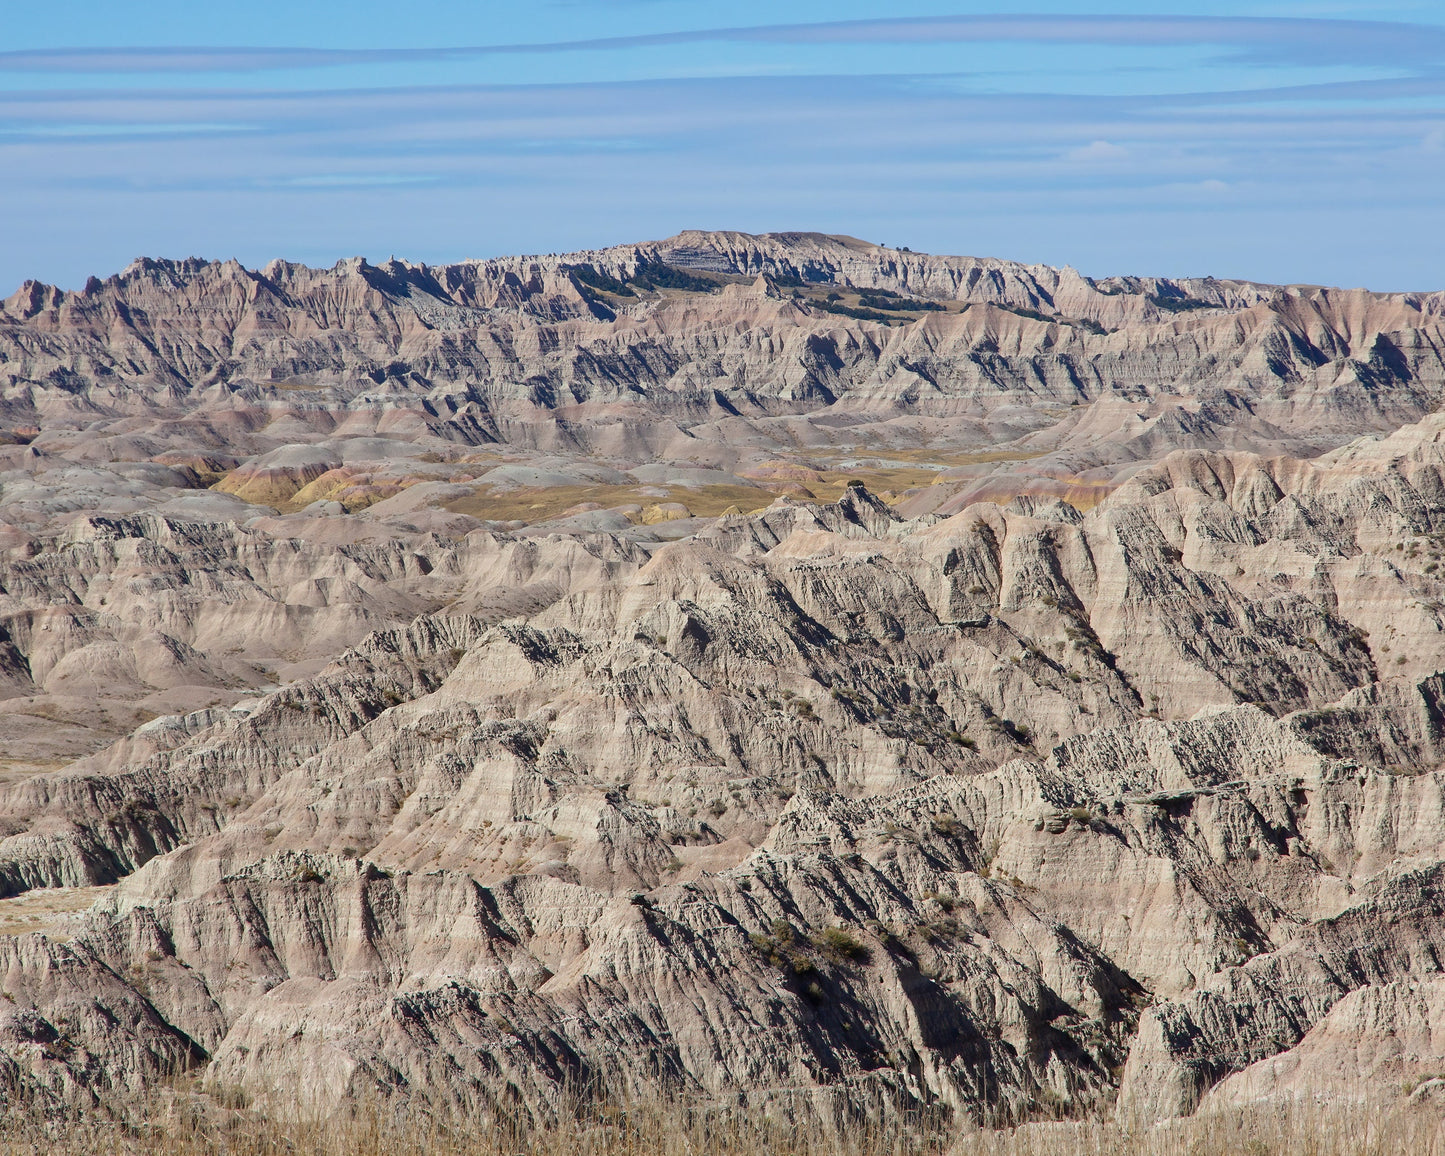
4,427,1445,1120
4,231,1444,491
3,234,1445,1128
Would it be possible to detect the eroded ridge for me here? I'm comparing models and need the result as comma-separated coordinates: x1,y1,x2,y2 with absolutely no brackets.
3,408,1445,1121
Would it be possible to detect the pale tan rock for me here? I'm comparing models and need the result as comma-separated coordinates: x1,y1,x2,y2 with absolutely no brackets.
4,234,1445,1124
1201,978,1445,1108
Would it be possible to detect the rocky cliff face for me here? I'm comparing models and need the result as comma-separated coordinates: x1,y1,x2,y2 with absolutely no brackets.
3,234,1445,1127
4,231,1444,476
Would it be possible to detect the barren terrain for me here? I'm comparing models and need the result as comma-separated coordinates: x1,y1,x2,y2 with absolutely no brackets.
2,232,1445,1139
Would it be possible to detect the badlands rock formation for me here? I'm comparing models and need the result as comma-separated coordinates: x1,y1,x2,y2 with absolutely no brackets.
4,229,1444,506
2,233,1445,1125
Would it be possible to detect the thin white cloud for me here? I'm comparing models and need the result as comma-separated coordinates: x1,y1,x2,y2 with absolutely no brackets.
2,14,1444,75
1,37,1443,293
1064,140,1130,163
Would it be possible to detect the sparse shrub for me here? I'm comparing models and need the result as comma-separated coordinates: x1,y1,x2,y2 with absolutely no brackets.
1147,292,1213,313
923,889,957,913
978,836,1002,877
811,926,869,965
987,717,1033,745
749,920,809,973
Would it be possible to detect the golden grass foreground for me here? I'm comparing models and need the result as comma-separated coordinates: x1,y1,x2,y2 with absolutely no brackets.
1,1089,1442,1156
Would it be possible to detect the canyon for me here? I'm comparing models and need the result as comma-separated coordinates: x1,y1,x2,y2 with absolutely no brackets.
3,231,1445,1127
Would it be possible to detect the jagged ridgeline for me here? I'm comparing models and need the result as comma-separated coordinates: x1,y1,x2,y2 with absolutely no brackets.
4,229,1442,455
3,232,1445,1137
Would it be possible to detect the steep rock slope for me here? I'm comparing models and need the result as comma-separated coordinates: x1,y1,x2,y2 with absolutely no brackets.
4,231,1444,481
6,234,1445,1126
0,515,642,764
1,415,1445,1120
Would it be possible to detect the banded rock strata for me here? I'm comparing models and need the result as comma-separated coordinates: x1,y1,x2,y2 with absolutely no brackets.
3,230,1445,529
0,416,1444,1119
2,234,1445,1126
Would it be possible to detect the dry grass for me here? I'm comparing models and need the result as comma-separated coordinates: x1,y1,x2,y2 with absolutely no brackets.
804,467,948,503
960,1101,1445,1155
0,757,71,785
0,1089,945,1156
1052,484,1118,514
441,465,1011,525
0,884,113,941
3,1090,1441,1156
443,482,777,523
839,449,1047,467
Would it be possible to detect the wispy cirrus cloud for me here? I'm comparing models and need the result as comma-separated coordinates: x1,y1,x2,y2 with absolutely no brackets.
1062,139,1129,162
2,10,1444,293
3,15,1445,76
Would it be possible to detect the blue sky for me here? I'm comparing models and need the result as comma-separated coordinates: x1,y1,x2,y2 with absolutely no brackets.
3,2,1444,292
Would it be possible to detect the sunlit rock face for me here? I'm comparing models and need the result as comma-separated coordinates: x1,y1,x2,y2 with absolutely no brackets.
4,233,1445,1123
